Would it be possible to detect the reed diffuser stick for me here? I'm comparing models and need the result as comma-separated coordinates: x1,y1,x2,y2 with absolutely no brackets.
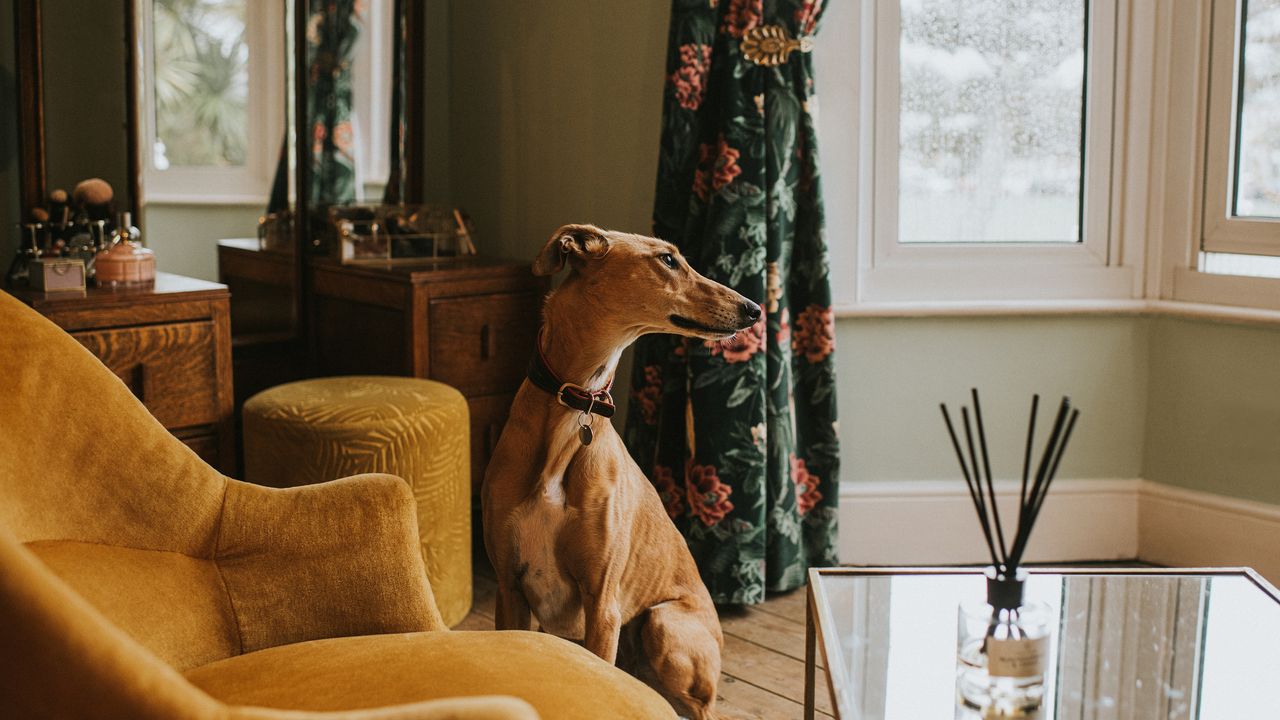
962,408,1002,567
971,390,1008,566
1009,398,1070,560
1018,395,1039,523
1010,408,1080,569
940,391,1081,579
941,405,1002,568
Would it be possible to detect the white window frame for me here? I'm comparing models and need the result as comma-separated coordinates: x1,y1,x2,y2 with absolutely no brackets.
828,0,1142,305
1158,0,1280,312
350,1,394,201
1202,0,1280,257
138,0,285,205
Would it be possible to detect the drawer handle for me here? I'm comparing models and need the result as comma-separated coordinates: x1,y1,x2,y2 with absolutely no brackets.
480,323,490,360
125,364,146,402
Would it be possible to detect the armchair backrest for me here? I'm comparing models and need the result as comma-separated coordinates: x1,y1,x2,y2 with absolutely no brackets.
0,291,239,668
0,526,227,719
0,290,228,549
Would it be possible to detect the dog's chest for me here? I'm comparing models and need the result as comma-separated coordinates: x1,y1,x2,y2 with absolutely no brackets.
511,491,585,638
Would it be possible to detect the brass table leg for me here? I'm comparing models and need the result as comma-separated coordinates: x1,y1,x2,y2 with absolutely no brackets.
805,581,816,720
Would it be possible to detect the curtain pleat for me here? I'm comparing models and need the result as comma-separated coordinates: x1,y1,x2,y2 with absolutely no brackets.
625,0,840,605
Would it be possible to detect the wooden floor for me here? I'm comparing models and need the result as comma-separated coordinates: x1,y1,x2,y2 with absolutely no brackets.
455,570,832,719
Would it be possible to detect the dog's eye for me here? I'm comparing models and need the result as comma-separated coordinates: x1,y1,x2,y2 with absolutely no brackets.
658,253,678,270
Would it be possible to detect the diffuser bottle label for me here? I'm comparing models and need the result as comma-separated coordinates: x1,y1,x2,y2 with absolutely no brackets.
987,636,1047,678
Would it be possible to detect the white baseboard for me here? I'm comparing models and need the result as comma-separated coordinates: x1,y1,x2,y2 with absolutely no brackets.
1138,481,1280,585
838,478,1280,586
837,479,1141,567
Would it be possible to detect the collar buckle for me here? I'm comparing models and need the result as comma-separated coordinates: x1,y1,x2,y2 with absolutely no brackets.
557,382,612,411
555,382,586,410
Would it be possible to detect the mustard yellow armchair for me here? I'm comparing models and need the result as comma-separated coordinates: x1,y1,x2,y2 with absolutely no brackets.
0,291,674,720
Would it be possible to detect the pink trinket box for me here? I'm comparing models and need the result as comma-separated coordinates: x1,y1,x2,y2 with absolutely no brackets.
29,258,87,293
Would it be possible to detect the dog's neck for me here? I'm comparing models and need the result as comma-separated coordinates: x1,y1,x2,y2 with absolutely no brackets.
539,284,639,393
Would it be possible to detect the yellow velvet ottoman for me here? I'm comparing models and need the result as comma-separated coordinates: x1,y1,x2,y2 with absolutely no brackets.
243,376,472,626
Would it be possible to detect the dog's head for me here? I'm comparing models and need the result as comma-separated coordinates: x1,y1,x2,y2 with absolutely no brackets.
533,223,761,341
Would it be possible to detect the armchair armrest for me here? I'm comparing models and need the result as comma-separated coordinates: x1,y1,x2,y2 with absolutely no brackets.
231,696,540,720
215,474,446,654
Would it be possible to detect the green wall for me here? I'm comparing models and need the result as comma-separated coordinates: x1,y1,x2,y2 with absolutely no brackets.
836,316,1150,484
1145,318,1280,505
444,0,668,261
141,203,261,282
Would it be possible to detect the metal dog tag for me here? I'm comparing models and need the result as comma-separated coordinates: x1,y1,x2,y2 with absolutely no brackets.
578,425,594,445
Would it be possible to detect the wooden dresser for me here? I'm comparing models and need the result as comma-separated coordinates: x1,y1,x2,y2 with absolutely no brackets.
308,256,547,490
10,273,235,475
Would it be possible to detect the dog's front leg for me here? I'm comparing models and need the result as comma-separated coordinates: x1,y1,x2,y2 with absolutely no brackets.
580,584,623,664
494,580,533,631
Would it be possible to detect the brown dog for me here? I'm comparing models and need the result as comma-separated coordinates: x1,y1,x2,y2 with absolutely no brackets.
482,224,760,719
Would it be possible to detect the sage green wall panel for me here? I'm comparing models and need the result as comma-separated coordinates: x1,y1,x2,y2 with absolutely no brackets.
141,203,261,282
834,316,1150,483
1144,318,1280,505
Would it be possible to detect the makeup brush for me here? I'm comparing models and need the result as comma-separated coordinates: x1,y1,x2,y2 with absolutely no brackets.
73,178,115,222
48,188,69,230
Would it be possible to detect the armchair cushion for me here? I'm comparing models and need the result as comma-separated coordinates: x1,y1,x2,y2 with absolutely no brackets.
186,631,678,720
27,540,238,670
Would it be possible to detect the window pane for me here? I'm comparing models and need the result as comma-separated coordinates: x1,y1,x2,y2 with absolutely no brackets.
898,0,1086,243
1234,0,1280,219
151,0,248,169
1200,251,1280,279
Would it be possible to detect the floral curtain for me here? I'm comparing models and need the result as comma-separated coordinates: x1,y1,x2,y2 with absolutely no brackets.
305,0,362,205
264,0,362,215
625,0,840,605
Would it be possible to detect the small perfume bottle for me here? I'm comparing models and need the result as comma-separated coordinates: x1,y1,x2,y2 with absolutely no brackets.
956,568,1050,718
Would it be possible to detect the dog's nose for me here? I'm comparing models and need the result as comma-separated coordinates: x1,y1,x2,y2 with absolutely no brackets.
741,299,762,323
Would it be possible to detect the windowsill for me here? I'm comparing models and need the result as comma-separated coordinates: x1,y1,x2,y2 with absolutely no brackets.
144,194,269,207
835,297,1280,328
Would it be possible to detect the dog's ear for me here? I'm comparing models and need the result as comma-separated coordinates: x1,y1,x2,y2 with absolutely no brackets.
532,224,611,276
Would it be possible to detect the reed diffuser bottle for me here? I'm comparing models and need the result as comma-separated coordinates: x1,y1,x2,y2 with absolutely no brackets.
956,569,1050,716
940,391,1080,718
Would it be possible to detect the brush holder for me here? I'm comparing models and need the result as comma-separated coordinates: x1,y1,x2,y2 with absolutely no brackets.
956,569,1049,717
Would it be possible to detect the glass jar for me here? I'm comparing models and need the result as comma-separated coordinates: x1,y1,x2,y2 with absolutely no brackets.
956,575,1051,717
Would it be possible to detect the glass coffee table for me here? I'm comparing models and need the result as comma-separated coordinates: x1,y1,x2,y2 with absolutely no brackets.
805,568,1280,719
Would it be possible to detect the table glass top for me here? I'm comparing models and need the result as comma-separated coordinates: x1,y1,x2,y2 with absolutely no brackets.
811,571,1280,719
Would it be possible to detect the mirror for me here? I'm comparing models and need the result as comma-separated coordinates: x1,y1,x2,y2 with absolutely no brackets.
2,0,422,326
41,0,136,221
3,0,138,286
206,0,421,349
296,0,422,248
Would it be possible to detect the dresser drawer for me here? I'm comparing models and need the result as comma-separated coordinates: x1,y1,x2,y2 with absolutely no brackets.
72,321,220,430
176,431,220,467
428,292,540,396
467,393,514,489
